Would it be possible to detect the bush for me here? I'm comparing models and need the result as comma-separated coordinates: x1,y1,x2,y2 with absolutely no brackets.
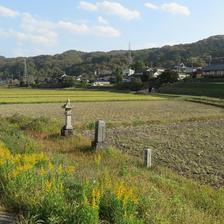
99,184,143,224
130,78,143,91
22,117,60,133
158,70,179,85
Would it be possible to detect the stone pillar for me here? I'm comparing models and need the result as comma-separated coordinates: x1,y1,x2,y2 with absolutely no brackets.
144,149,152,168
61,99,74,136
92,120,106,150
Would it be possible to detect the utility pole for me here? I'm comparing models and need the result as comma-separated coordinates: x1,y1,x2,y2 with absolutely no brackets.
24,58,28,86
128,41,133,67
209,55,212,66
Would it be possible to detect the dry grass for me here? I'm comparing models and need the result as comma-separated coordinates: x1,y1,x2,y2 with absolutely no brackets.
4,99,222,187
0,100,223,129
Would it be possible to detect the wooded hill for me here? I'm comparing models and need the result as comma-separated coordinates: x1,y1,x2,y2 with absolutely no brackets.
1,35,224,81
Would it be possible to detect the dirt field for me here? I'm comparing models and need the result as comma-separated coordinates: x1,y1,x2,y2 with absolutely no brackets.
0,100,223,127
0,100,223,186
83,119,224,187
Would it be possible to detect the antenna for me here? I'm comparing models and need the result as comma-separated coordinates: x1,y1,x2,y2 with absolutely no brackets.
24,58,28,86
209,55,212,65
128,41,133,67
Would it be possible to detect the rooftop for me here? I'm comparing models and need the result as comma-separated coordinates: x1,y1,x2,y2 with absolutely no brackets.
203,64,224,71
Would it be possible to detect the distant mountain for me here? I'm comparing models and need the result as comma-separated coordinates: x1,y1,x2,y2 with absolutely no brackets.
1,35,224,80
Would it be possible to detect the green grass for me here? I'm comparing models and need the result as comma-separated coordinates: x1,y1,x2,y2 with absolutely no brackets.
159,80,224,98
0,116,223,224
0,87,166,104
184,96,224,108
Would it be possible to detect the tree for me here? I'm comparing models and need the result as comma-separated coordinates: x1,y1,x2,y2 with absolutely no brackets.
141,70,151,82
113,67,123,83
158,70,178,85
132,60,146,73
130,77,143,91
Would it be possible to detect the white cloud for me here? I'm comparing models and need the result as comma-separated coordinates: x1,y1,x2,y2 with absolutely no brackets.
0,3,121,54
0,29,10,37
98,16,108,25
144,2,159,10
21,13,55,32
5,29,58,47
58,20,120,37
79,1,140,20
93,25,120,37
161,3,190,16
19,13,58,46
58,20,90,34
0,5,19,17
79,1,98,11
98,1,140,20
145,2,190,16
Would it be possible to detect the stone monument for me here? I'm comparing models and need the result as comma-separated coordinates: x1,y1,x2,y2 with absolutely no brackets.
144,148,152,168
92,120,106,150
61,99,73,136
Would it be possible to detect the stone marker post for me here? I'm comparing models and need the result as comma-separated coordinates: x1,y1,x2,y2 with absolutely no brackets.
144,148,152,168
61,99,74,136
92,120,106,150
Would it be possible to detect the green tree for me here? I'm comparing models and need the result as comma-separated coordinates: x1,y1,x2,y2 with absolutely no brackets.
113,67,123,83
132,61,146,73
130,77,143,91
158,70,178,85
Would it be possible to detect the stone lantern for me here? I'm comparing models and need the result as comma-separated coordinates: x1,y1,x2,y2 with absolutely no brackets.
61,99,73,136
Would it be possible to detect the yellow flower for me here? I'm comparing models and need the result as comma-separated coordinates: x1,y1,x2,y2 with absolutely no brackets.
44,180,52,192
10,170,19,178
65,166,75,174
38,167,46,176
91,188,100,208
57,164,63,175
48,162,54,171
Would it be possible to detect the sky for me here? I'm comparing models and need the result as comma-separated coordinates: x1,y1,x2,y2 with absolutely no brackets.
0,0,224,57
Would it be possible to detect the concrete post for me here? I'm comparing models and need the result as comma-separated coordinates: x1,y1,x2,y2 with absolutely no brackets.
144,149,152,168
92,120,106,150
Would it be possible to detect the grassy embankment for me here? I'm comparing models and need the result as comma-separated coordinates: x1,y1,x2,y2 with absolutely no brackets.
0,116,224,224
159,79,224,99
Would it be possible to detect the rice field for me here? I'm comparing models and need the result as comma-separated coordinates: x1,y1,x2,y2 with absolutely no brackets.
0,87,166,103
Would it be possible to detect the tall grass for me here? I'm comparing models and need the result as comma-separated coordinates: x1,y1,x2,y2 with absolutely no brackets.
0,116,223,224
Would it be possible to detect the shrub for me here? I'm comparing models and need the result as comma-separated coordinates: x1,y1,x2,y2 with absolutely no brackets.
99,183,143,224
22,117,60,133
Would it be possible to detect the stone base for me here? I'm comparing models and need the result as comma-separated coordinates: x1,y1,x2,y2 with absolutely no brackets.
61,126,74,136
91,141,104,151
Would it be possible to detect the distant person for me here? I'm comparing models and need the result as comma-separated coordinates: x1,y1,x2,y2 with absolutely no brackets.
151,87,156,93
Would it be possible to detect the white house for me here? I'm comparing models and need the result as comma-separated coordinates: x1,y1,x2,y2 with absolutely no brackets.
123,68,135,77
92,80,110,86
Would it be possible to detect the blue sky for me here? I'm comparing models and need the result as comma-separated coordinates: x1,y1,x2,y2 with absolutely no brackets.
0,0,224,57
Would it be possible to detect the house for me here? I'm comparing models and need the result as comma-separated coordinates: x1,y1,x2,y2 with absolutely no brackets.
123,68,135,77
174,63,195,80
178,73,191,80
202,64,224,77
92,80,110,87
122,68,135,83
150,68,165,78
